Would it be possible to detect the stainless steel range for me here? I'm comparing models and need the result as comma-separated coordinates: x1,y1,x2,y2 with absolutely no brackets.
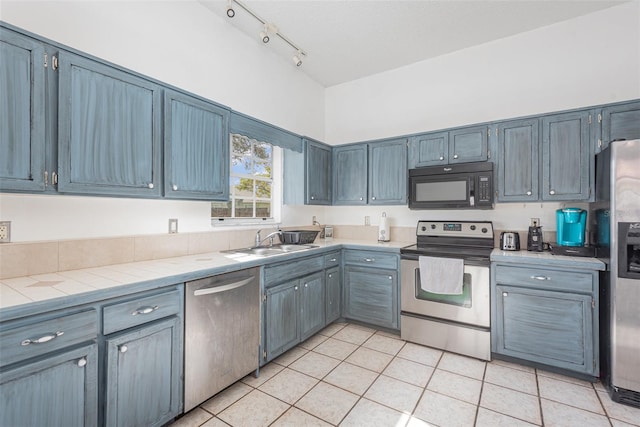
400,220,494,360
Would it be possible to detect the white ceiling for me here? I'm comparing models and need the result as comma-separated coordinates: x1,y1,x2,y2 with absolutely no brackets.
200,0,628,87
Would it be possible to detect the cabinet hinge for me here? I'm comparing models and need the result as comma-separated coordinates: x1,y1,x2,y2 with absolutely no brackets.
52,172,58,186
44,171,48,186
487,128,491,137
598,139,602,148
588,114,592,124
43,53,48,68
52,55,59,71
263,350,267,359
487,149,491,159
262,294,267,303
598,113,602,123
592,298,595,309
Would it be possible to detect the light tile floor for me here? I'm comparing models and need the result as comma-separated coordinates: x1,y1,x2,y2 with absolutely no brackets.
169,322,640,427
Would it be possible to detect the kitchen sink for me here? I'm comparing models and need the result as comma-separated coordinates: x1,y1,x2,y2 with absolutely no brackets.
221,244,318,257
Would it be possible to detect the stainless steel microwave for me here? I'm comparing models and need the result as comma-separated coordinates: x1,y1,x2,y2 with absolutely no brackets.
408,162,494,209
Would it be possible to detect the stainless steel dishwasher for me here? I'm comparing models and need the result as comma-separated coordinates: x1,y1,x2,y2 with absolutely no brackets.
184,267,260,412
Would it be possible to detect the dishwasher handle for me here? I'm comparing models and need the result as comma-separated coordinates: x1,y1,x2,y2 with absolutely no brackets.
193,276,254,296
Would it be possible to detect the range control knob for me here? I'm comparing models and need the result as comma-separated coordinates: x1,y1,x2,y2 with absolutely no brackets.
481,228,488,233
470,225,476,231
431,224,436,230
421,226,427,231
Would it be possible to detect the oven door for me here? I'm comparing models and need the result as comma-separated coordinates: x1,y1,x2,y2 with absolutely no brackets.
400,258,490,327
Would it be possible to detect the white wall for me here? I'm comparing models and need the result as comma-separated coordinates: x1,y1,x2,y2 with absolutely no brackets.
0,0,325,241
321,2,639,232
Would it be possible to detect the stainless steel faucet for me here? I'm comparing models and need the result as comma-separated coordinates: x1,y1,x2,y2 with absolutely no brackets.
255,230,283,247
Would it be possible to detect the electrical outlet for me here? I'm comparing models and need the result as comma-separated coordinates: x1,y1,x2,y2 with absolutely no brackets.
364,216,370,226
0,221,11,243
531,218,540,227
168,218,178,234
312,215,317,225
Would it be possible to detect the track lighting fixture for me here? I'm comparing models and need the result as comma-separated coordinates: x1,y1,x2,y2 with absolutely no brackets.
225,0,307,68
226,0,235,18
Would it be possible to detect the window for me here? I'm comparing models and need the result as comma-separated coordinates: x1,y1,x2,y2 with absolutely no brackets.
212,134,280,222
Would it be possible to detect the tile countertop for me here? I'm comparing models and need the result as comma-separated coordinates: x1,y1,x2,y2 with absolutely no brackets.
491,249,607,271
0,239,412,321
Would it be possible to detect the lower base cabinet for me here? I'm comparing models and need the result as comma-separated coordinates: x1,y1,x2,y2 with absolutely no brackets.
105,317,182,427
0,343,98,427
343,265,398,330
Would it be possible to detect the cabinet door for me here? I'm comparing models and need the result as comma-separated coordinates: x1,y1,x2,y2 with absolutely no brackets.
333,144,368,205
305,139,332,205
164,90,229,200
449,125,489,163
105,317,182,427
325,267,341,324
600,101,640,152
542,111,591,201
495,119,539,202
0,343,98,427
0,29,46,192
299,272,325,341
265,280,299,361
495,285,595,375
369,139,407,205
57,52,162,197
408,132,448,168
343,266,398,329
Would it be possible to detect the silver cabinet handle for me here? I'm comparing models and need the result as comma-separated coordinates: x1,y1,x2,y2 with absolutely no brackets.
444,167,452,172
131,305,159,316
372,196,376,200
120,345,128,353
194,277,254,296
304,283,308,288
530,275,551,281
330,258,337,262
453,154,459,159
439,156,444,161
311,196,315,200
294,286,299,291
21,331,64,346
148,183,154,189
549,190,555,195
172,184,178,191
526,191,532,196
77,358,87,368
359,197,363,201
328,273,333,278
364,258,375,262
503,292,508,297
388,276,392,280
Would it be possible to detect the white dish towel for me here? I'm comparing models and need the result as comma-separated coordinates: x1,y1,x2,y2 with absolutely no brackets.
419,256,464,295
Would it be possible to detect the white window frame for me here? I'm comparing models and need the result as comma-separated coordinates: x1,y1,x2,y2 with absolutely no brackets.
211,134,282,227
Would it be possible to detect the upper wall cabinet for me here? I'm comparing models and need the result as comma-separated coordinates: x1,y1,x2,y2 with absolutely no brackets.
0,29,46,192
305,139,332,205
163,90,229,200
494,118,539,202
541,110,591,201
408,125,489,168
57,52,163,198
333,144,368,205
598,100,640,152
368,139,407,205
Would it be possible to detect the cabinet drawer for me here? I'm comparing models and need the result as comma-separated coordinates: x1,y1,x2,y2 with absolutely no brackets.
0,309,97,368
264,256,324,286
103,289,182,335
494,265,594,293
344,250,398,269
324,251,341,268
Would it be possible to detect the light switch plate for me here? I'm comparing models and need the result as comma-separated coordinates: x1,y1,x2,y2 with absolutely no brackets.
168,218,178,234
0,221,11,243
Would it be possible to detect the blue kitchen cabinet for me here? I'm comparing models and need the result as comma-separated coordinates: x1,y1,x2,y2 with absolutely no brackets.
0,343,98,427
448,125,489,164
305,139,332,205
299,272,326,341
368,138,407,205
57,51,162,197
163,89,229,200
541,110,591,201
265,279,300,361
494,118,540,202
408,132,449,167
325,266,341,324
333,144,368,205
0,28,46,192
105,316,182,427
491,263,599,377
599,100,640,152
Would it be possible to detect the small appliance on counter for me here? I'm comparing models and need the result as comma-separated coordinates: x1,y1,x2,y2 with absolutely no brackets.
500,231,520,251
527,219,544,252
378,212,390,242
551,207,595,257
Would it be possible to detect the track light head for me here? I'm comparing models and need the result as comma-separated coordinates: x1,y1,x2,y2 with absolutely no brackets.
293,52,303,67
226,0,235,17
260,25,270,43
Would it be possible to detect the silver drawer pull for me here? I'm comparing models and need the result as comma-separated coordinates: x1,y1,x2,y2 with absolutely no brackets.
388,276,392,280
330,258,337,262
120,345,128,353
530,275,551,281
131,305,159,316
21,331,64,346
503,292,508,297
328,274,333,278
364,258,375,262
77,358,87,368
294,286,299,291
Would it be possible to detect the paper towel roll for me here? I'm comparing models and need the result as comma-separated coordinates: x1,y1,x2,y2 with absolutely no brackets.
378,213,390,242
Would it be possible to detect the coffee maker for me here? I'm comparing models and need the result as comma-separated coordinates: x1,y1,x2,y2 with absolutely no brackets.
552,207,594,256
527,218,544,252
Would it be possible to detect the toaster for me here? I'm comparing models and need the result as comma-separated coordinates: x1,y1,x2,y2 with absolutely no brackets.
500,231,521,251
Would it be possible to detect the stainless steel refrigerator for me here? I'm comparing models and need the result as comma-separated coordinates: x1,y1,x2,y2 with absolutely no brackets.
590,139,640,407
